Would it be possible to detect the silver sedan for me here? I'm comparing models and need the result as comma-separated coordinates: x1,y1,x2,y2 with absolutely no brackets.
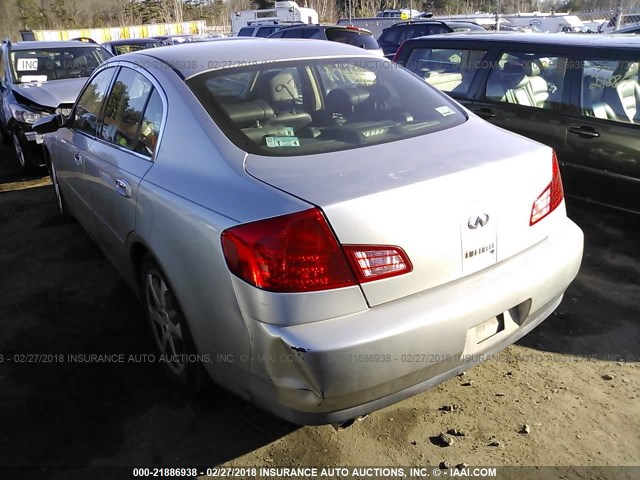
35,39,584,425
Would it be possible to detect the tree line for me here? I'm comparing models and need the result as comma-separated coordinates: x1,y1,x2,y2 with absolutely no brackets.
0,0,635,40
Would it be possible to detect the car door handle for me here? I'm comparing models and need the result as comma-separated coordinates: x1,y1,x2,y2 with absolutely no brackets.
470,108,496,119
568,125,599,138
73,153,83,166
115,178,131,198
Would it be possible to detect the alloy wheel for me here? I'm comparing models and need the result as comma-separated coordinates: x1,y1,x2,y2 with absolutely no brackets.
145,269,186,376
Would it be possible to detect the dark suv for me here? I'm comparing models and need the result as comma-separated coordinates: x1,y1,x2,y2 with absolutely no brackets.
394,32,640,213
377,20,453,58
267,24,382,54
0,39,111,169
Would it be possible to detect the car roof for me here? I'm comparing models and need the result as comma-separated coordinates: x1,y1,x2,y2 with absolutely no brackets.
404,31,640,48
387,20,448,28
10,40,103,50
119,38,381,79
280,24,369,31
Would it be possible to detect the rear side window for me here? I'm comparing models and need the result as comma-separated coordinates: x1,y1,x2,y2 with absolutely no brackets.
187,57,465,157
237,27,254,37
281,28,318,38
580,58,640,124
485,51,569,110
325,29,379,49
379,28,405,45
404,47,487,96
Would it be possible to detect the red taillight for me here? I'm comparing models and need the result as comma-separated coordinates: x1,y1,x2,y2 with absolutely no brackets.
342,245,413,283
221,208,413,292
530,151,564,226
221,208,357,293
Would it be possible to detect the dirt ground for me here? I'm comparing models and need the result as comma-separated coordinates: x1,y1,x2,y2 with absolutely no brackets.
0,144,638,479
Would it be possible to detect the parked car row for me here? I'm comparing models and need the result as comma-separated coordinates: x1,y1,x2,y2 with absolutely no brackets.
2,26,636,428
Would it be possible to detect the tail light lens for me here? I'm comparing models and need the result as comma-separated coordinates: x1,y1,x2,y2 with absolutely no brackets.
221,208,413,293
221,208,357,293
530,151,564,226
342,246,413,283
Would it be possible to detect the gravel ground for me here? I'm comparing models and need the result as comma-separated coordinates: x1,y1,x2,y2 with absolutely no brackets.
0,144,638,480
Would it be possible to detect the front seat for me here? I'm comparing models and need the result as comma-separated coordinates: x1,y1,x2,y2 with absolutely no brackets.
523,60,549,108
256,70,311,130
603,61,640,123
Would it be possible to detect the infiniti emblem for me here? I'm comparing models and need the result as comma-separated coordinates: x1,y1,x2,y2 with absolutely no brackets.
468,213,490,229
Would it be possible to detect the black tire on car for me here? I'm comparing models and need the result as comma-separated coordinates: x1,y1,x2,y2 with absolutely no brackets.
11,126,29,170
140,254,210,392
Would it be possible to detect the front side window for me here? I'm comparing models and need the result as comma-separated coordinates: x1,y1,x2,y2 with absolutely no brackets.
580,58,639,123
380,28,405,45
10,47,111,83
485,51,568,110
100,68,154,154
404,47,487,95
187,57,466,156
72,68,116,136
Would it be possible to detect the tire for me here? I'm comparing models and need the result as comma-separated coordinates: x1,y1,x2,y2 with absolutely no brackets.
140,255,210,392
11,127,29,170
48,155,72,219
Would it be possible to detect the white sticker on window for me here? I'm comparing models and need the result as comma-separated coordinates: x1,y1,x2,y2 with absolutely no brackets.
265,136,300,148
17,58,38,71
20,75,48,83
435,106,455,117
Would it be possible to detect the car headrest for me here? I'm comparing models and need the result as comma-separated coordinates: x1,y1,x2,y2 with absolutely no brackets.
258,70,299,104
223,100,274,126
612,61,639,81
522,60,541,77
326,86,371,114
500,62,528,89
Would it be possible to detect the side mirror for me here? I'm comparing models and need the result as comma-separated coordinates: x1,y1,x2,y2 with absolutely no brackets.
33,113,65,134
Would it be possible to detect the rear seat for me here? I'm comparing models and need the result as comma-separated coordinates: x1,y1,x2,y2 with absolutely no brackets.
603,61,639,123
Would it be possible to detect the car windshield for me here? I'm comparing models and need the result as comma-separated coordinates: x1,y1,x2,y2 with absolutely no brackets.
187,57,466,156
10,47,111,83
325,29,380,50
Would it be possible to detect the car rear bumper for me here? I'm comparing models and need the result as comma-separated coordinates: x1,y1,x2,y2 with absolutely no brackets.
246,218,583,425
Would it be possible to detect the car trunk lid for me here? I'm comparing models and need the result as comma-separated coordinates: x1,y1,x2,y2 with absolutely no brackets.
244,117,560,306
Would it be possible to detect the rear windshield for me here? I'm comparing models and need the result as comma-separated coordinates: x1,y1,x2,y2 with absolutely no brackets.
326,28,380,50
186,57,466,156
113,42,162,55
10,47,111,83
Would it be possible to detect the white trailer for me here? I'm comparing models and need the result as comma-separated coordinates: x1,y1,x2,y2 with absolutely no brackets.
231,1,319,35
